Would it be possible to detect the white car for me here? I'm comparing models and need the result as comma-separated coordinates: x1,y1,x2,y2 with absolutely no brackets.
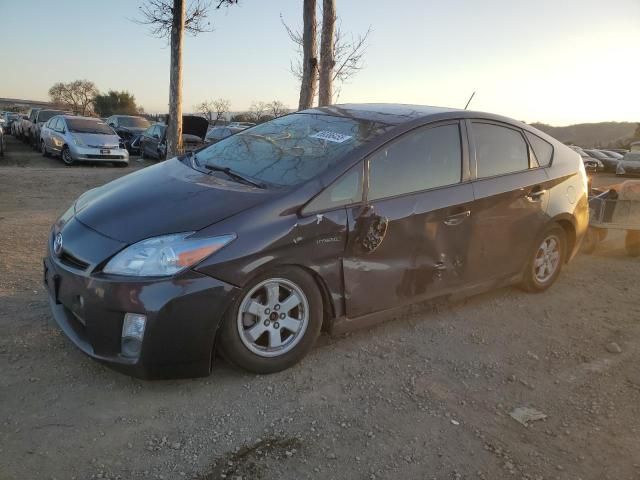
40,115,129,167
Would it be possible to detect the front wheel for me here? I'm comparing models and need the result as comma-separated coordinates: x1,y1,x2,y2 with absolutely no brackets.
520,225,566,292
217,267,323,374
61,146,75,166
626,230,640,257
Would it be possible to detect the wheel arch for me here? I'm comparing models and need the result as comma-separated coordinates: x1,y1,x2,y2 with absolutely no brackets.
549,214,577,262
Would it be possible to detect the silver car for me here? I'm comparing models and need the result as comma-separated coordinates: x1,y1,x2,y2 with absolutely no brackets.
40,115,129,167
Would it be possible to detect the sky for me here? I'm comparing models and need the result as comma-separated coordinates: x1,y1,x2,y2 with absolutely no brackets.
0,0,638,126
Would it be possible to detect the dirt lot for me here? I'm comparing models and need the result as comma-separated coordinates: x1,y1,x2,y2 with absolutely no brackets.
1,135,639,480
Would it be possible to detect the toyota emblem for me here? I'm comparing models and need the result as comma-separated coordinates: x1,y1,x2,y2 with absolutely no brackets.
53,233,63,256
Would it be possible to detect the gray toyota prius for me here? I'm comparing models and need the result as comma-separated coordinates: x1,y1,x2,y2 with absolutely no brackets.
44,104,589,379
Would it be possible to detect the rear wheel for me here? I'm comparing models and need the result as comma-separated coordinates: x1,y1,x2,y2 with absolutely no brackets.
625,230,640,257
218,267,323,374
61,146,74,166
520,224,566,292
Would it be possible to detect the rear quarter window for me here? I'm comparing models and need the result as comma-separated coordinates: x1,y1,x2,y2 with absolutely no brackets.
525,131,554,166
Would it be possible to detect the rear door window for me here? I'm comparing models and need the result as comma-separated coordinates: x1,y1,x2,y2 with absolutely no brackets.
368,123,462,201
472,122,529,178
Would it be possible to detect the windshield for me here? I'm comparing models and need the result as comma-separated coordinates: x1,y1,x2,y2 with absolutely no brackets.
194,113,390,186
118,116,150,128
38,111,64,123
67,119,115,135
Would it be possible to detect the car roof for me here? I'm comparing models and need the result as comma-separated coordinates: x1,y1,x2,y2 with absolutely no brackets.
59,115,104,121
300,103,461,125
298,103,533,129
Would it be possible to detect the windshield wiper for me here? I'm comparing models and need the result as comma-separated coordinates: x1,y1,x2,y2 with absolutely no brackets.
204,164,265,189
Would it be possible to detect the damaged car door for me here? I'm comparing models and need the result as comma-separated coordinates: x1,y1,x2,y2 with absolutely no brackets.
343,121,474,318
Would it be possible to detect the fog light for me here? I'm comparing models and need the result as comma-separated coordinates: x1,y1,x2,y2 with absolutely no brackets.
121,313,146,358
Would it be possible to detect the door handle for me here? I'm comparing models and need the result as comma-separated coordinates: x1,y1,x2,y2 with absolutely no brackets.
525,188,546,202
443,210,471,226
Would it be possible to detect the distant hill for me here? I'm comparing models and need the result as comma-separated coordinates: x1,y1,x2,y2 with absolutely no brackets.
530,122,639,148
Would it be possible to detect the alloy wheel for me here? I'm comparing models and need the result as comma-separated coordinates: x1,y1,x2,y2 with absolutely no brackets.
237,278,309,358
62,147,74,165
533,235,561,283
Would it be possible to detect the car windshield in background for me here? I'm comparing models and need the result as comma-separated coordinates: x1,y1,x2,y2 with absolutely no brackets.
67,119,115,135
119,117,150,128
39,111,63,122
195,113,390,186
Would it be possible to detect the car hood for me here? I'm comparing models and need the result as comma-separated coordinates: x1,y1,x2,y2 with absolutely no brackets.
182,115,209,140
73,132,121,147
117,126,147,136
74,158,278,243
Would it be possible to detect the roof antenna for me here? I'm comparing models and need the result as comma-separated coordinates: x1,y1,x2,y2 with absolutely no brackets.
464,91,476,110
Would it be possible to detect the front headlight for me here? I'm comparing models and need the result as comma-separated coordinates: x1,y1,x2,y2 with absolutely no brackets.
103,232,236,276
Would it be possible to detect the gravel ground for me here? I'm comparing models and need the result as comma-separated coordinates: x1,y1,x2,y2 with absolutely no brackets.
1,135,639,480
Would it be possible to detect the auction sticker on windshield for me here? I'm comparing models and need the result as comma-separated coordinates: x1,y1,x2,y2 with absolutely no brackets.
310,131,353,143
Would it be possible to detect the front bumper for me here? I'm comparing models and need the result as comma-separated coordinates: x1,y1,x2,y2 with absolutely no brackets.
44,254,239,379
68,144,130,162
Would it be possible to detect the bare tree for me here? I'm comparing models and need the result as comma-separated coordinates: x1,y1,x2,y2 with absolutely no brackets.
48,80,99,115
267,100,289,118
195,98,231,124
248,101,269,123
135,0,237,158
282,7,370,105
318,0,336,106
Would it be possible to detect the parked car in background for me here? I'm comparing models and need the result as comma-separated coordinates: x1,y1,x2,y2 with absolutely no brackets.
568,145,604,172
17,108,41,141
229,121,256,128
106,115,151,154
607,148,629,156
44,104,588,379
600,150,624,160
205,125,246,144
30,109,67,148
11,115,28,137
1,112,23,133
139,115,208,160
40,115,129,167
584,149,619,172
616,152,640,176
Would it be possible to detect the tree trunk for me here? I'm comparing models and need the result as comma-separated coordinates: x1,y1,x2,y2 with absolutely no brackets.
298,0,317,110
167,0,185,159
318,0,336,106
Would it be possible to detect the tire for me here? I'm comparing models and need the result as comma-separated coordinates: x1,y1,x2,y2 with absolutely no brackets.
61,146,75,166
580,227,599,254
139,145,146,159
217,267,323,374
625,230,640,257
41,141,50,157
520,224,567,292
